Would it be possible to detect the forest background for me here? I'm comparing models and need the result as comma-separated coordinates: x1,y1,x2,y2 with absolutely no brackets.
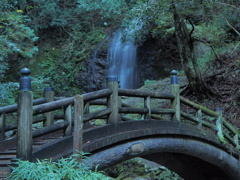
0,0,240,124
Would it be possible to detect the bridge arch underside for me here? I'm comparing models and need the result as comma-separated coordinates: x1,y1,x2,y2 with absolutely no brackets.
89,137,239,180
84,121,240,180
33,120,240,180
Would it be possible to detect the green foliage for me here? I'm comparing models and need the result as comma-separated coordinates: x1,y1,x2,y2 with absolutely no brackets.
144,79,156,86
157,167,181,180
0,0,38,80
78,0,127,18
194,23,228,47
105,158,183,180
25,0,127,32
35,41,86,96
0,76,52,107
0,82,19,106
123,0,240,48
20,0,129,96
9,153,110,180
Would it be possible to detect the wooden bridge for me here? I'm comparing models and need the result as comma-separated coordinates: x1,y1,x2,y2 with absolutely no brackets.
0,68,240,180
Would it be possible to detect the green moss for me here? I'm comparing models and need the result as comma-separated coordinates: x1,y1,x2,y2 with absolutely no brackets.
104,158,183,180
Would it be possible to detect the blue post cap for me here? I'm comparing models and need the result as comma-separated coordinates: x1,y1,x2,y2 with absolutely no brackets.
44,87,54,92
106,76,118,82
20,67,31,76
171,70,178,84
215,107,222,111
20,68,31,91
171,70,178,75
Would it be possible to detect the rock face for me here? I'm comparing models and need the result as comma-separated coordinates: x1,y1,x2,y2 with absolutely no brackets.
77,35,181,92
76,38,110,92
137,35,181,87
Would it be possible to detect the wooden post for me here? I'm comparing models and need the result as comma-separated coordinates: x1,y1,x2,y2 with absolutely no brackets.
83,102,92,127
73,95,84,162
196,109,202,128
170,70,180,121
144,96,151,119
107,76,120,124
43,87,54,126
234,134,239,149
84,103,90,114
17,68,33,161
215,107,224,141
0,113,6,140
64,105,72,136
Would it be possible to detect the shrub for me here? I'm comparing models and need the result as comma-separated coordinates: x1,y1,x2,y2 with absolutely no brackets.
9,153,110,180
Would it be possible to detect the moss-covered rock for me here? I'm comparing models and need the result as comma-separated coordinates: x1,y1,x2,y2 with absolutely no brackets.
104,158,183,180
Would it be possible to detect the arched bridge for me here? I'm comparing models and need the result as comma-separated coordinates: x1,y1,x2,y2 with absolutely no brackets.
0,69,240,180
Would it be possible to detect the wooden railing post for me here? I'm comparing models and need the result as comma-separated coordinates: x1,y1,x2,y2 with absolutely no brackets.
43,87,54,126
73,95,84,162
144,96,151,119
215,107,224,141
17,68,33,161
196,109,203,128
64,105,72,136
234,134,239,149
0,113,6,140
170,70,180,121
107,76,120,124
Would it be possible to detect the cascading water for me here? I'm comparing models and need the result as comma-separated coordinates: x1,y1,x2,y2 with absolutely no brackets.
107,29,138,89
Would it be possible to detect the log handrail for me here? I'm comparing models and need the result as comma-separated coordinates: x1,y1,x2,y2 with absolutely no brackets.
180,95,239,148
119,107,175,115
180,96,218,117
0,68,239,162
0,98,47,114
83,89,112,102
118,88,175,99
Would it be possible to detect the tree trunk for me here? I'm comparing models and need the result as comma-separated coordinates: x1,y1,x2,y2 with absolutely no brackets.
172,2,208,95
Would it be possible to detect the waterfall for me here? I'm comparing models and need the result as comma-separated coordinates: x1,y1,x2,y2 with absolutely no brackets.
107,29,138,89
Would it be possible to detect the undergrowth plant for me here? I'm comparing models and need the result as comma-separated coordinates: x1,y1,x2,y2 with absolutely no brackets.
9,153,110,180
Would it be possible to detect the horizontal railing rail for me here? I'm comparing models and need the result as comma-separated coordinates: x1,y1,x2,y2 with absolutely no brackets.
0,98,47,114
179,96,239,148
118,88,175,99
0,68,239,163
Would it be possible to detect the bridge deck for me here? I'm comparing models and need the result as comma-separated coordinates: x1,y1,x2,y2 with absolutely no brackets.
1,70,240,179
0,120,240,179
0,131,64,178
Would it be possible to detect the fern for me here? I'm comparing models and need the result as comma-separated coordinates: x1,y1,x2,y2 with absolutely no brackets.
9,153,110,180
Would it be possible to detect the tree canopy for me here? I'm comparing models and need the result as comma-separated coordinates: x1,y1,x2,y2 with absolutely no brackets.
0,0,239,100
122,0,239,96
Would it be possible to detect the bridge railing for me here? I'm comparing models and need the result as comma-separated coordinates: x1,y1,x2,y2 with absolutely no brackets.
179,94,239,149
0,98,47,140
0,68,239,162
110,70,240,150
0,68,114,161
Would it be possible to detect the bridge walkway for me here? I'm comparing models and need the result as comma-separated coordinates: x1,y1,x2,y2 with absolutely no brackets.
0,69,239,179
